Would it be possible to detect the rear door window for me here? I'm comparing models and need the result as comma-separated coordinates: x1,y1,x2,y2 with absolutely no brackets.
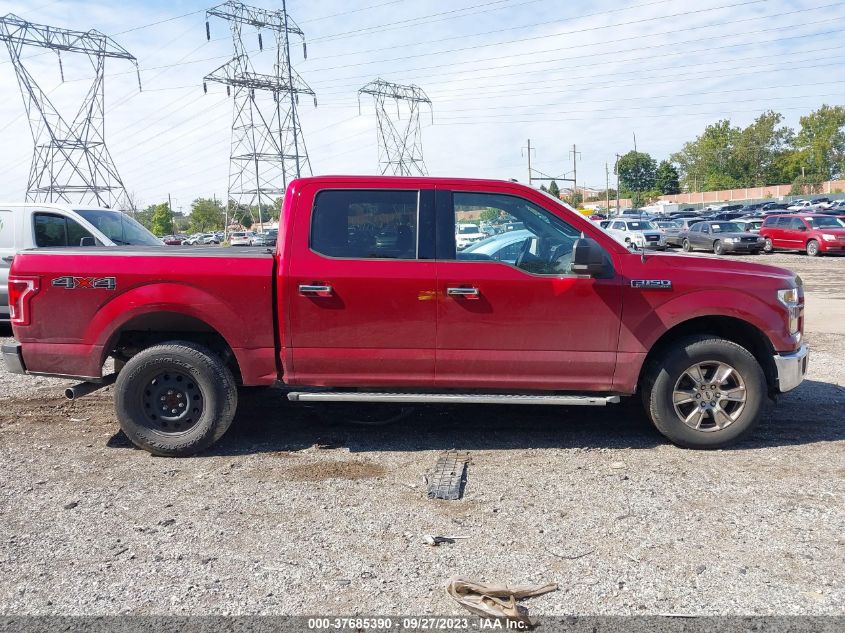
311,190,419,260
34,213,95,247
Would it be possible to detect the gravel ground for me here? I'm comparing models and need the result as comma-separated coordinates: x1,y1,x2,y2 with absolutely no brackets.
0,252,843,616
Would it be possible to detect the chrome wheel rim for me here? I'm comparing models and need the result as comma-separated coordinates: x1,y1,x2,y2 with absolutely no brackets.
672,361,746,432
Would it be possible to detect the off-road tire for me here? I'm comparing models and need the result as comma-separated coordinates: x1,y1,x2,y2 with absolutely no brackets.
114,341,237,457
806,239,820,257
640,336,766,449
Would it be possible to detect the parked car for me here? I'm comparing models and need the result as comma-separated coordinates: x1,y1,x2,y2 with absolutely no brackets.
200,234,220,245
787,200,813,211
653,219,683,245
460,229,534,263
708,211,745,221
4,175,808,455
251,230,278,247
666,217,706,247
229,231,253,246
589,213,607,221
455,223,486,250
160,235,185,245
760,213,845,256
0,203,162,323
669,211,702,219
761,202,789,212
734,218,763,234
681,221,765,255
605,219,667,250
182,233,203,245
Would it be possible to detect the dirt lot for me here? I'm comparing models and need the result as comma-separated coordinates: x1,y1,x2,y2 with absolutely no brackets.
0,252,843,616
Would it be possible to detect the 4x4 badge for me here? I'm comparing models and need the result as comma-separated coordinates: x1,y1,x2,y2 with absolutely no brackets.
631,279,672,289
52,276,116,290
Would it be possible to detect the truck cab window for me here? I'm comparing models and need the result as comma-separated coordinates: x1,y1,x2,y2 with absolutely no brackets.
311,190,419,259
452,192,581,275
34,213,96,247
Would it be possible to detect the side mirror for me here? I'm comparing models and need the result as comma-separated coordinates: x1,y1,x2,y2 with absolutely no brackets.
571,237,608,277
79,236,96,247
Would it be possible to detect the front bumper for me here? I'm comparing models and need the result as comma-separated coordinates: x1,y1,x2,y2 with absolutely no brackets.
2,341,25,375
773,344,809,392
724,241,764,252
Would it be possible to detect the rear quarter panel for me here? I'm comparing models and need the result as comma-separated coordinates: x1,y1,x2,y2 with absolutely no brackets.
11,250,277,383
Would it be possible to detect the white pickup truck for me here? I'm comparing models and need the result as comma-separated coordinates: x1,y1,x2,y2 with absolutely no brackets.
0,203,161,323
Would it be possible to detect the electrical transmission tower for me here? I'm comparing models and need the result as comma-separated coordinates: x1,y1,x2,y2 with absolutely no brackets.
0,14,140,208
204,0,315,219
358,78,432,176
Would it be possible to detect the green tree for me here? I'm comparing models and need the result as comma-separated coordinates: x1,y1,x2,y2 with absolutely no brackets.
188,198,225,233
671,120,739,192
149,203,173,236
547,180,560,199
479,208,500,223
733,111,794,186
616,151,657,206
794,104,845,180
654,160,681,195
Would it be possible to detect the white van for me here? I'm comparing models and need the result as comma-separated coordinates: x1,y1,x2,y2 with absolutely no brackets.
0,203,162,323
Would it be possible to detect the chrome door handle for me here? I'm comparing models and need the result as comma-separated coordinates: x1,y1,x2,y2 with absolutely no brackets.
446,287,480,299
298,284,333,297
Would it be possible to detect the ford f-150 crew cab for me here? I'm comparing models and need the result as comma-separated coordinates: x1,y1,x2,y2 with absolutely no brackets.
3,176,809,456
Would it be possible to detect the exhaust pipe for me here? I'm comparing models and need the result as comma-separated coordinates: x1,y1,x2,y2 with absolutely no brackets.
65,373,117,400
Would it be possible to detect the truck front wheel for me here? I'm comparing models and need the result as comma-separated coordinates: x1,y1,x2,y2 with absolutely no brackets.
114,341,238,456
641,336,766,448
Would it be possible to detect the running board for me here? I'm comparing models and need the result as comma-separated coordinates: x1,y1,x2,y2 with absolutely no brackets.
286,391,620,406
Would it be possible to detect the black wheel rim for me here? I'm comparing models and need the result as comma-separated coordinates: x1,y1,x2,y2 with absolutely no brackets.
140,370,203,433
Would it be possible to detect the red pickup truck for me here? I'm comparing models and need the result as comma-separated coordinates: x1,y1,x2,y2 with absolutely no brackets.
3,176,809,456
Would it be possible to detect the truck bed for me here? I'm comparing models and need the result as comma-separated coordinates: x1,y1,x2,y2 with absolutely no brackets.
9,246,278,384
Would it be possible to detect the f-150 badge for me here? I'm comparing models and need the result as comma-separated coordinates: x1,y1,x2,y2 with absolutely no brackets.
52,276,116,290
631,279,672,289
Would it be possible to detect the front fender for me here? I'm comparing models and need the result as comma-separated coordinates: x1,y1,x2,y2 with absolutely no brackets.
619,288,793,354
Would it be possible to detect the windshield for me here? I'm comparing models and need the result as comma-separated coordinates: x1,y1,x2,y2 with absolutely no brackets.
626,221,656,231
75,209,162,246
806,216,844,228
711,222,742,233
457,225,480,234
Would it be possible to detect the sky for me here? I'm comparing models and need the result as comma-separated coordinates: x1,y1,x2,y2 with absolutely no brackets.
0,0,844,212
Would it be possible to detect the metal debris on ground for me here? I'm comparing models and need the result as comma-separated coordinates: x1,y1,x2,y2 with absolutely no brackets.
422,534,469,546
426,450,470,500
445,577,558,623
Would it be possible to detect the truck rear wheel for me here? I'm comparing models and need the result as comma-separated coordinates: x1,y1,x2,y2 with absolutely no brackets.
641,336,766,448
114,341,237,457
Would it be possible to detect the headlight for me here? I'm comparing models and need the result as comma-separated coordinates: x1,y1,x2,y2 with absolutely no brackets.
778,287,802,335
822,233,836,241
724,237,738,243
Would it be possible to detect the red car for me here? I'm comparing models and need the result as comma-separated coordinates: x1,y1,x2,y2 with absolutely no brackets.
760,213,845,256
4,176,808,455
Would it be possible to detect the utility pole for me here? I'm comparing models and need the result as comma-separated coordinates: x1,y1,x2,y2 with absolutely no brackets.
615,153,621,215
525,140,574,193
168,193,173,230
605,162,610,212
522,139,534,185
569,144,581,205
